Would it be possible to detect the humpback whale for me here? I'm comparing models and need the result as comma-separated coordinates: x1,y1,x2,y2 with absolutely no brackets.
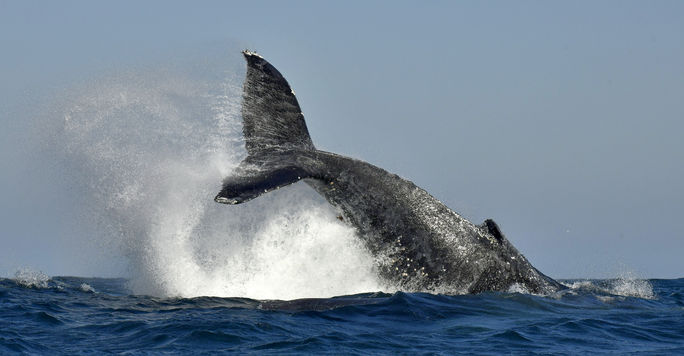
215,50,565,294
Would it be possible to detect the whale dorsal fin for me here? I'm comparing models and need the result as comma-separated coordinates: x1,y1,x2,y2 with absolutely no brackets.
241,50,315,155
483,219,504,242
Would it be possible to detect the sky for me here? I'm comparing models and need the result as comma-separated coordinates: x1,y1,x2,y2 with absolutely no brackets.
1,1,683,280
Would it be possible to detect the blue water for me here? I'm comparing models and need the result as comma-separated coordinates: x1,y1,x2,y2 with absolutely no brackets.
2,275,683,354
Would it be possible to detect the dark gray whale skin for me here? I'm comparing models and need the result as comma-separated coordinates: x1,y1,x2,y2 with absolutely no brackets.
216,51,565,294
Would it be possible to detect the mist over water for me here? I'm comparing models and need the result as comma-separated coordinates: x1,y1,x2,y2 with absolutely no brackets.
45,50,384,300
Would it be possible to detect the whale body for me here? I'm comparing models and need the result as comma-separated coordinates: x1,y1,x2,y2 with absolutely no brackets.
215,50,565,294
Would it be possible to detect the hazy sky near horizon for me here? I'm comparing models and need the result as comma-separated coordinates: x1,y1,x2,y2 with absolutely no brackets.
1,1,683,279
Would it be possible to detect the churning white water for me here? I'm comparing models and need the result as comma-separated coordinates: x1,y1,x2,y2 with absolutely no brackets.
53,53,384,300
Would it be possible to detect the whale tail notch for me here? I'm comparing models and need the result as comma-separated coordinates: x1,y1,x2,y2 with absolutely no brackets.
215,50,316,205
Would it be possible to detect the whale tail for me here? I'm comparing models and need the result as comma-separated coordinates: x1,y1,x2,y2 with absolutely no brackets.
239,50,315,155
215,51,316,204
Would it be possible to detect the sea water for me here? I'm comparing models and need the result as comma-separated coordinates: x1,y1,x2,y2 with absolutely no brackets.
2,273,683,354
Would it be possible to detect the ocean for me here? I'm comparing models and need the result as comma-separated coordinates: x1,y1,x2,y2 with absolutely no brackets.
2,273,682,354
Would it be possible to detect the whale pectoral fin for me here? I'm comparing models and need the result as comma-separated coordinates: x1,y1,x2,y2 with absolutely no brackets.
215,165,310,204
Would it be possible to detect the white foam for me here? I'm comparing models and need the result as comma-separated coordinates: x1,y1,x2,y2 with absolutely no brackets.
561,280,595,290
507,283,531,294
607,274,655,299
14,268,50,289
79,283,95,293
562,273,655,300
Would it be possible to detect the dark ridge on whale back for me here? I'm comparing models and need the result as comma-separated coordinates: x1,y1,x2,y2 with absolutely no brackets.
484,219,504,242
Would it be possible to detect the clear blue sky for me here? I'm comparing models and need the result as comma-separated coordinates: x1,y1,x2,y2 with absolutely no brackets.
1,1,683,279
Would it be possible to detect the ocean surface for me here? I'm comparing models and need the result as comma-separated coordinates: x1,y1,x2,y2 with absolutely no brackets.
2,273,683,355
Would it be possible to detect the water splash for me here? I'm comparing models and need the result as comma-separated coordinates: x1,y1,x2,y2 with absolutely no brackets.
607,272,655,299
561,273,655,299
14,268,50,289
51,51,384,299
79,283,95,293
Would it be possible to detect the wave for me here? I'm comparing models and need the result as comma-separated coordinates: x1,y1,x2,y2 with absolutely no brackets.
7,267,658,305
2,275,681,354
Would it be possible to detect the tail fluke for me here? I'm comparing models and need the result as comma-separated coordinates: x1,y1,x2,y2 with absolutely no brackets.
215,51,317,204
241,50,315,155
215,163,310,204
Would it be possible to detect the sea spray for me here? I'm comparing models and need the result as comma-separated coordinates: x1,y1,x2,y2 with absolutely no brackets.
14,268,50,289
53,51,385,299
